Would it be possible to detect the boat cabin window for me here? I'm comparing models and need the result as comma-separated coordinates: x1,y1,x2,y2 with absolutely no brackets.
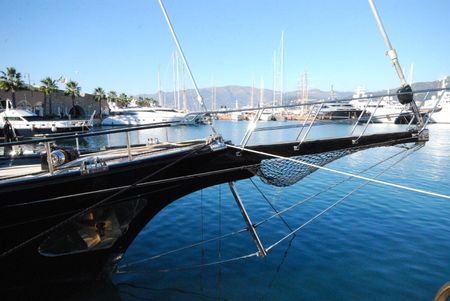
5,117,24,121
22,116,44,121
112,111,139,116
156,109,177,112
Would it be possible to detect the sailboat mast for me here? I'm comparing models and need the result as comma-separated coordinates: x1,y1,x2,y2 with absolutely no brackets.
259,77,264,107
175,51,181,110
408,63,414,85
250,76,254,108
273,50,277,106
172,51,176,108
211,76,215,111
213,86,216,110
157,65,163,107
280,30,284,106
182,63,187,111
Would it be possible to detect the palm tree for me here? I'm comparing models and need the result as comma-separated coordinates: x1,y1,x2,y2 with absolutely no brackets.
107,91,117,103
0,67,25,108
39,77,58,116
93,87,106,116
118,93,129,108
64,81,81,108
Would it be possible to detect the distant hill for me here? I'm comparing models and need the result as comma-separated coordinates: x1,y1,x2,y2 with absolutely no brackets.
138,86,353,110
137,78,447,110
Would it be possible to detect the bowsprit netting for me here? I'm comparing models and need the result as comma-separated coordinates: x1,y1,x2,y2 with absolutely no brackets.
256,148,356,187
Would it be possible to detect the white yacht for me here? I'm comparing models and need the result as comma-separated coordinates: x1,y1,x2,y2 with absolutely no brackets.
318,101,365,121
422,77,450,123
0,99,93,137
350,87,405,123
101,103,186,126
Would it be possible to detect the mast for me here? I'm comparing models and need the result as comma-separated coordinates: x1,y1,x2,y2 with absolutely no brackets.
157,66,163,107
273,50,277,106
182,63,187,111
368,0,423,128
211,76,215,111
259,77,264,107
280,30,284,106
408,63,414,85
250,76,254,108
213,85,217,111
172,51,176,108
175,51,180,110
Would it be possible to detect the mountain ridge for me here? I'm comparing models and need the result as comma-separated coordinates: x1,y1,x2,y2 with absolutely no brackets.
137,78,447,110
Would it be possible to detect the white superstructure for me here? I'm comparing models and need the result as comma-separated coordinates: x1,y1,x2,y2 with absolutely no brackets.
101,103,186,126
422,77,450,123
0,99,93,137
350,87,405,123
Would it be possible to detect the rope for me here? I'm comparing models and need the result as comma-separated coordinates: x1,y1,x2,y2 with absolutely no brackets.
3,164,260,209
0,142,212,258
266,144,423,252
118,144,411,269
117,228,248,268
217,185,223,301
249,178,295,233
226,144,450,200
253,145,412,228
116,251,259,274
116,145,423,274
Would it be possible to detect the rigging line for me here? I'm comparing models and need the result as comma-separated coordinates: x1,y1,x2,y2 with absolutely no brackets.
266,144,423,252
118,145,410,269
0,142,212,258
249,178,295,233
117,251,259,274
116,282,222,301
217,184,223,301
117,228,248,269
226,144,450,200
200,189,205,293
157,0,217,135
3,163,260,208
117,140,412,276
253,145,412,228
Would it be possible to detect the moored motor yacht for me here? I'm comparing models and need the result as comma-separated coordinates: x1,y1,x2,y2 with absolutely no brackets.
101,102,187,126
0,99,93,137
350,88,406,123
422,77,450,123
317,101,366,121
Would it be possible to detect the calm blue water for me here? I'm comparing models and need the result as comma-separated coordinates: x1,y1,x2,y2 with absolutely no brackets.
87,121,450,300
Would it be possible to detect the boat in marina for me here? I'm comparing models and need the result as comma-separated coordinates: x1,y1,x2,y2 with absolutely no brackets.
0,108,428,289
101,102,187,126
0,99,93,138
0,0,446,296
350,88,407,123
422,77,450,123
317,101,366,122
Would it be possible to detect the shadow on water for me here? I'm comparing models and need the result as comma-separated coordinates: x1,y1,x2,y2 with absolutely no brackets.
2,281,122,301
115,282,225,301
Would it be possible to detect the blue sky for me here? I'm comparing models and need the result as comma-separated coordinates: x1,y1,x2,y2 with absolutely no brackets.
1,0,449,95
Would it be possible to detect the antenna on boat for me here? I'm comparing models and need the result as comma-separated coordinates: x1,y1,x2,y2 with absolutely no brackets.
157,0,217,134
368,0,423,128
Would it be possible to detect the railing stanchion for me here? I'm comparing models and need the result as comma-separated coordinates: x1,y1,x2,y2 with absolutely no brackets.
353,97,383,144
45,141,54,176
295,103,323,149
126,131,132,161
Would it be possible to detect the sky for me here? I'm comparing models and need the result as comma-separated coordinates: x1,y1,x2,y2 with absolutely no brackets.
1,0,450,96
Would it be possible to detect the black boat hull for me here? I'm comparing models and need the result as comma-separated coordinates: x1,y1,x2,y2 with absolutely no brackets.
0,131,420,290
